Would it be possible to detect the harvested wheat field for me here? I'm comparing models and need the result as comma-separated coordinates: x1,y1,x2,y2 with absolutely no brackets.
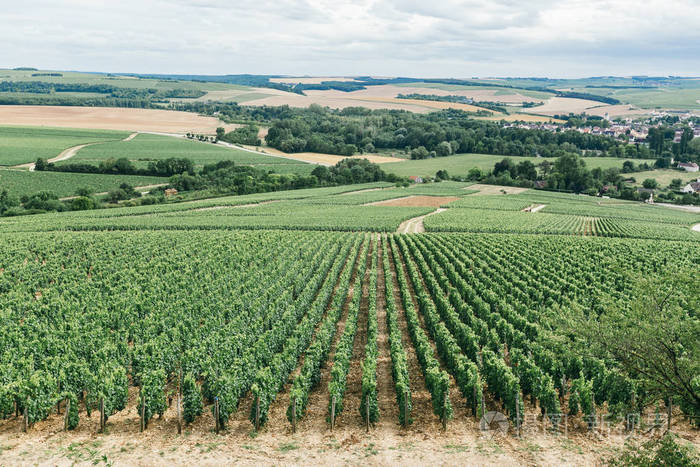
0,106,238,133
269,76,360,84
368,195,460,207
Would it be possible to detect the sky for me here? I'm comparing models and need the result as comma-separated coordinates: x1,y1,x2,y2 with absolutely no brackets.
1,0,699,78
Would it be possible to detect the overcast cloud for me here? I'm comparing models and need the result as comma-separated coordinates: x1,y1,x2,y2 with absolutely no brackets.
1,0,699,77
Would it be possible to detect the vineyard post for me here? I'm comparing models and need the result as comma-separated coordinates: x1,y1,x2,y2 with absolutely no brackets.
667,399,672,432
177,368,182,435
472,385,478,419
214,397,220,434
403,389,409,428
15,398,18,418
255,396,260,432
140,393,145,433
56,380,61,415
63,398,70,431
99,398,105,433
330,395,336,432
480,387,486,420
442,392,447,431
515,393,521,438
291,396,296,434
22,398,28,433
365,394,370,433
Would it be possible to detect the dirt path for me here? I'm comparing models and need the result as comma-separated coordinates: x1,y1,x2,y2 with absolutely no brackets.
14,132,139,171
656,202,700,214
523,204,546,213
396,208,447,234
693,223,700,232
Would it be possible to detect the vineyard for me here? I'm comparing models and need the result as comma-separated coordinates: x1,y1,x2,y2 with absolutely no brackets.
0,182,698,465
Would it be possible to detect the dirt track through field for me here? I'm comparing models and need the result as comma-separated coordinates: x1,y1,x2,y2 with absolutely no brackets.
692,223,700,232
396,208,447,234
14,132,139,171
522,204,546,213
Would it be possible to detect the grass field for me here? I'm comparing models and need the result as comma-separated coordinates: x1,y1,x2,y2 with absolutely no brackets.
0,126,129,166
0,168,165,198
384,153,656,178
628,168,700,187
64,133,314,170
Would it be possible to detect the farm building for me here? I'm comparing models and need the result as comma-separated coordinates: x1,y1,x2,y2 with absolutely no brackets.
409,175,424,183
678,162,699,172
681,181,700,194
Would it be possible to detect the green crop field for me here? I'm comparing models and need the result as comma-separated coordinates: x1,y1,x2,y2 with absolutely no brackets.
384,153,655,178
0,126,129,166
0,168,166,199
63,133,313,170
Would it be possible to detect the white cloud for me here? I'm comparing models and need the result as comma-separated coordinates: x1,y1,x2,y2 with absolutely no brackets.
0,0,697,77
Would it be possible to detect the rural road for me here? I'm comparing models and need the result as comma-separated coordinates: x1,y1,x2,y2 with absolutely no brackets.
14,132,139,171
397,208,447,234
656,202,700,214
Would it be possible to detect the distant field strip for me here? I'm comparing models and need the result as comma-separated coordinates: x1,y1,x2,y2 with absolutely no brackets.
0,126,129,166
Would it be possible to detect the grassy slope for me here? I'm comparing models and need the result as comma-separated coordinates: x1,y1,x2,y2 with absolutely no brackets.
64,133,313,169
384,153,656,178
0,126,129,166
628,168,700,188
0,168,165,198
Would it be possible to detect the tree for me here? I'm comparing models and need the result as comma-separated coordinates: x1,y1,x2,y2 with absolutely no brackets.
551,153,590,192
679,127,694,155
642,178,659,189
35,158,47,171
435,169,449,181
655,156,672,169
71,196,96,211
216,127,225,141
75,187,95,197
515,160,537,180
669,178,683,190
572,272,699,422
435,141,453,157
410,146,429,160
621,160,636,173
493,158,515,177
0,189,19,215
467,167,483,181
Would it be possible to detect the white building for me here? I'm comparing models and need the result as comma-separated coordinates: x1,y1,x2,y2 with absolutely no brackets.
678,162,699,172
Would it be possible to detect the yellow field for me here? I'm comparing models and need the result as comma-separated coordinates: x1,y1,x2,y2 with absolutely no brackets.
0,105,237,133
